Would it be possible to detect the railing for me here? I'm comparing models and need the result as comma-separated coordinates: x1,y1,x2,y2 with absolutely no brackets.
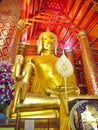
15,111,59,130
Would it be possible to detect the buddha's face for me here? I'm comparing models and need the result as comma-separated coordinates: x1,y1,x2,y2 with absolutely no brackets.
42,34,56,51
37,30,58,54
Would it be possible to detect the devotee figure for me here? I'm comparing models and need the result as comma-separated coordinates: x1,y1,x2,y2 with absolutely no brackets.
10,19,80,130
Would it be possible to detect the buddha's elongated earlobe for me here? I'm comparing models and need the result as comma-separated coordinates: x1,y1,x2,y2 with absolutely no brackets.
54,37,58,55
37,40,42,54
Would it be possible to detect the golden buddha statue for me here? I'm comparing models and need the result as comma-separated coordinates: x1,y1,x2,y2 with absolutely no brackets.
9,19,80,130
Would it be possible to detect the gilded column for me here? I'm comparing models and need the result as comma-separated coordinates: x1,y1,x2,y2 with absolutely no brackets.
8,28,23,64
78,30,98,95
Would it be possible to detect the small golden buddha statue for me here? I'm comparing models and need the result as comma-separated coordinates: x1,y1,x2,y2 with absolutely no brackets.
9,19,80,130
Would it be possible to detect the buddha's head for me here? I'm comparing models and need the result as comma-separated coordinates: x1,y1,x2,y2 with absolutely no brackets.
37,29,58,55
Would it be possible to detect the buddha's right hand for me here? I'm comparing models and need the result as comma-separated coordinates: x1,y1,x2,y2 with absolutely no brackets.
45,89,64,97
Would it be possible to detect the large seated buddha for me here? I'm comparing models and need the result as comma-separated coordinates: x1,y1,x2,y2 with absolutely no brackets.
9,19,80,130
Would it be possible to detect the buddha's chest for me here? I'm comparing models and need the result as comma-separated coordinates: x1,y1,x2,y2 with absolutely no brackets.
32,56,58,75
31,56,64,91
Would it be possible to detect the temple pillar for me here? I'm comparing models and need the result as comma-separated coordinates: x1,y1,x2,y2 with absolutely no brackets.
78,30,98,95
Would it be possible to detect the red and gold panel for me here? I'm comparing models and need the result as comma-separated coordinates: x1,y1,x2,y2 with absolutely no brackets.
0,0,24,61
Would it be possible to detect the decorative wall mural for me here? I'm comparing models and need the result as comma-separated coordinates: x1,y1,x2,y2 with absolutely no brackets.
0,0,24,61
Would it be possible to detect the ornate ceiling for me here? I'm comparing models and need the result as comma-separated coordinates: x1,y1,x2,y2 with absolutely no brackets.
20,0,98,58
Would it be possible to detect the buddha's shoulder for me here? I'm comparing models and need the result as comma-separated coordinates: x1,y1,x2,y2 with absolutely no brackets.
24,55,39,61
24,55,58,61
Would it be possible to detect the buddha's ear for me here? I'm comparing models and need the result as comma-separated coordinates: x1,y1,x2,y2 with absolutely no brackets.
54,37,58,55
37,40,42,54
55,43,58,55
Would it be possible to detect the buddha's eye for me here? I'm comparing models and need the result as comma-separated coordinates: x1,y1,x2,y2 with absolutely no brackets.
43,36,50,40
44,37,48,40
